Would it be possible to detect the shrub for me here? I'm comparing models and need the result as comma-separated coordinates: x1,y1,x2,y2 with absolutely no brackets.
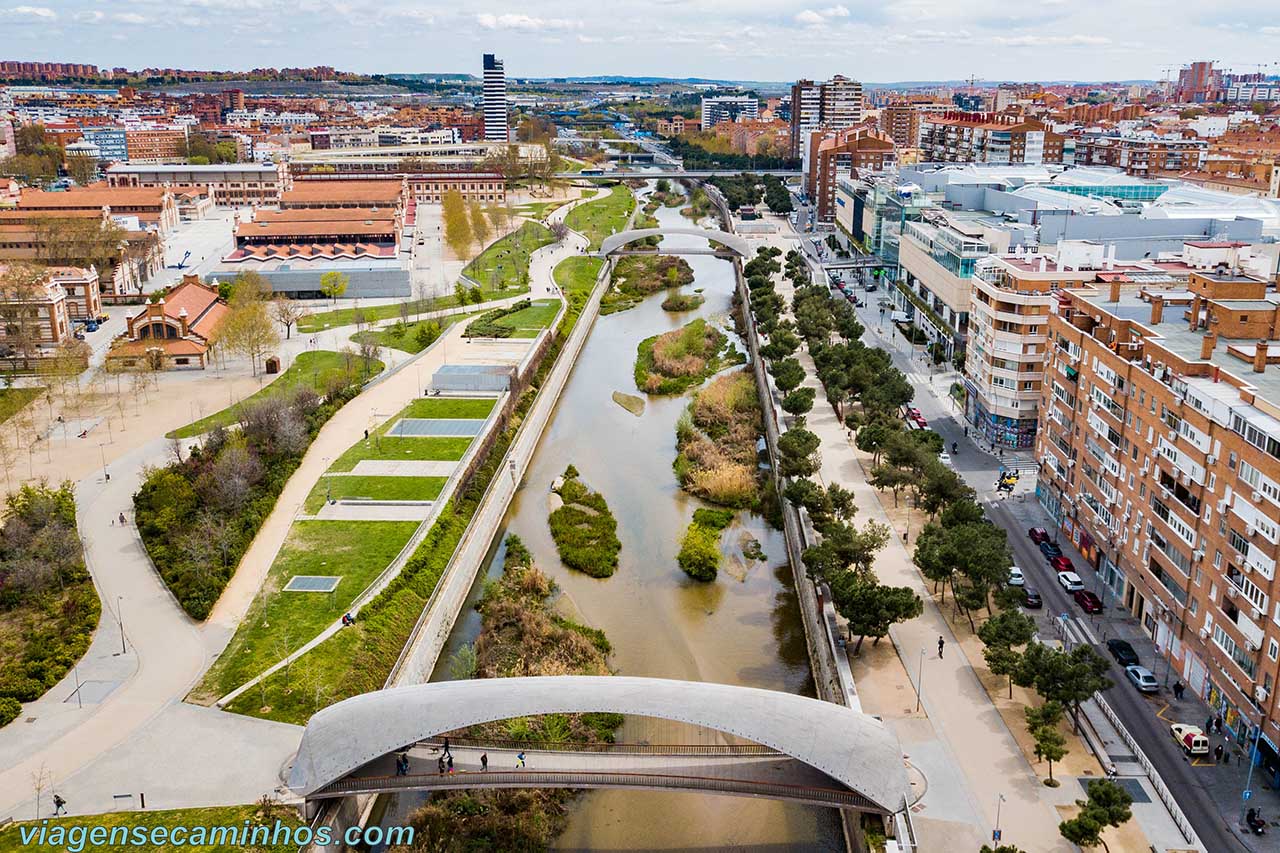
678,522,721,581
464,299,532,338
0,696,20,728
548,466,621,578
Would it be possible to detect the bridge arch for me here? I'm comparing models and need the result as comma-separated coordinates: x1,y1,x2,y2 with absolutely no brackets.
600,227,749,257
288,676,908,813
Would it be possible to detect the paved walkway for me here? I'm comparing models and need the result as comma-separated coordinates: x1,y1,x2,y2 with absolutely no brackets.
310,501,434,522
348,460,460,477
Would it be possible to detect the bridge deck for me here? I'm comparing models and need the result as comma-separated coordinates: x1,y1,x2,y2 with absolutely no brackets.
317,744,875,810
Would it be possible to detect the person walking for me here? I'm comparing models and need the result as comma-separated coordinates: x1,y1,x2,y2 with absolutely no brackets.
516,750,526,768
1215,743,1225,763
480,753,488,772
447,755,455,774
937,636,945,659
52,794,67,816
442,737,451,758
437,755,446,775
1173,680,1185,701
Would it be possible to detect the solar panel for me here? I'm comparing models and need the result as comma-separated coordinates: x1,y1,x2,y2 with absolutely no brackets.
387,418,485,437
284,575,342,593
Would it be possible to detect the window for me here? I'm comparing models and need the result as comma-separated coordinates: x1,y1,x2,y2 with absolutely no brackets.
1270,639,1279,663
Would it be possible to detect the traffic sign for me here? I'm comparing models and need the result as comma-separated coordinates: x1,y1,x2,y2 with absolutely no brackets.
1244,790,1253,801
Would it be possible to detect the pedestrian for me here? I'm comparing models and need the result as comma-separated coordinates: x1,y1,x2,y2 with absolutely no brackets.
1215,743,1225,763
1216,714,1225,734
1207,716,1215,734
937,636,945,659
447,755,454,774
52,794,66,816
437,755,446,775
1173,680,1184,701
442,737,451,758
516,750,526,768
364,428,369,440
480,752,488,772
119,512,126,525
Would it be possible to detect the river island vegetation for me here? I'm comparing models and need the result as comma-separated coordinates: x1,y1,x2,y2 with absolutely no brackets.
548,465,621,578
634,318,742,395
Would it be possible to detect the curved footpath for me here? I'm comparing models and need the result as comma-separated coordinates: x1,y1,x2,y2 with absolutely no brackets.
0,214,579,822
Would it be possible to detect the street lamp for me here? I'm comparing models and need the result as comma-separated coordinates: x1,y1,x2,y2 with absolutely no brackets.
116,595,125,655
98,443,108,481
1239,721,1266,828
915,647,926,712
993,793,1006,845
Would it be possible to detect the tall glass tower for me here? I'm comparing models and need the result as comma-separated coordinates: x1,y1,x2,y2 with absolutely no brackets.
483,54,508,142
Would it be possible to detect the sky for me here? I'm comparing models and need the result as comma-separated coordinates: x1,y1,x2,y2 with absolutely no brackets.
2,0,1278,84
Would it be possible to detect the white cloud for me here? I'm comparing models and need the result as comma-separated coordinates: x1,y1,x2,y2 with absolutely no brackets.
113,12,149,23
795,4,850,25
577,34,602,43
0,5,56,21
73,9,103,22
989,33,1110,46
475,13,581,31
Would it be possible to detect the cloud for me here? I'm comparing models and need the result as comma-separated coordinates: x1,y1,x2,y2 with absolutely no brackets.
989,33,1110,46
0,5,56,21
112,12,149,23
795,4,850,25
73,9,103,21
475,13,581,31
577,34,602,43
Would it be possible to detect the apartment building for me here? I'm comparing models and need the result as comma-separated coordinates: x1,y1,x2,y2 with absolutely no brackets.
655,116,687,137
700,96,759,131
106,162,290,206
879,100,948,149
1074,133,1207,176
1037,245,1280,758
124,128,189,163
788,75,866,158
482,53,508,142
918,112,1061,165
805,125,895,224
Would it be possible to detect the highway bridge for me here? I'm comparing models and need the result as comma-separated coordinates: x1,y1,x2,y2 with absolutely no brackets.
289,676,910,815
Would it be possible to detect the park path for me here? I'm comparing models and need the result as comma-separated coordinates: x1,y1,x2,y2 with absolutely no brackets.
750,228,1074,853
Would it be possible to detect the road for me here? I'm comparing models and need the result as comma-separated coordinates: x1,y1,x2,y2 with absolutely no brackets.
822,248,1246,853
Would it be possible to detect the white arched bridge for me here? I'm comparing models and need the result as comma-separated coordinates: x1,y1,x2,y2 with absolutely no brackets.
288,676,909,814
599,227,750,258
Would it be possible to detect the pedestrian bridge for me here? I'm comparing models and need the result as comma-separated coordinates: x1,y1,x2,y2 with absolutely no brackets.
288,676,908,814
599,227,749,258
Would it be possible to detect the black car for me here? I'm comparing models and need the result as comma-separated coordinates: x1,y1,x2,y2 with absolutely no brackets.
1106,638,1140,667
1023,587,1043,609
1040,540,1063,559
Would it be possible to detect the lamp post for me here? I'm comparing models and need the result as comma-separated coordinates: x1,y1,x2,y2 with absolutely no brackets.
915,647,926,712
116,595,125,655
98,443,108,481
994,793,1006,845
1239,722,1264,828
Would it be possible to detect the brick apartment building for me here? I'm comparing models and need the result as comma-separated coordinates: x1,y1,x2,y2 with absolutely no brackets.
106,162,290,206
878,100,948,149
1074,134,1207,176
124,128,189,163
1037,244,1280,758
805,125,895,224
918,112,1064,164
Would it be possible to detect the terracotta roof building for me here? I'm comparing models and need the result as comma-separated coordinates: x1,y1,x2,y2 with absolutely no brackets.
107,276,228,369
18,185,180,234
278,179,405,211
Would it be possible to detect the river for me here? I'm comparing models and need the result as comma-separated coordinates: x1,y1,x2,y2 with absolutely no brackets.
422,186,843,850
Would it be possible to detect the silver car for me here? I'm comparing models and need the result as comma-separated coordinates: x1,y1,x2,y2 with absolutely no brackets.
1125,665,1159,693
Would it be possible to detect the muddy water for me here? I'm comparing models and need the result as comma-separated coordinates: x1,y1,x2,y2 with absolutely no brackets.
430,192,843,851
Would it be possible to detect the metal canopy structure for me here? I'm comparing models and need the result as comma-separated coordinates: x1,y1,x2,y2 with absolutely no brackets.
288,676,909,813
599,227,750,258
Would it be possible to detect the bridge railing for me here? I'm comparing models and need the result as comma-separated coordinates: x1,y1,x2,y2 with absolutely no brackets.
316,769,879,811
415,736,780,756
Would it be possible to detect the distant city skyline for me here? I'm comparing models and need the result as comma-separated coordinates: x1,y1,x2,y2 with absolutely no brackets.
3,0,1278,83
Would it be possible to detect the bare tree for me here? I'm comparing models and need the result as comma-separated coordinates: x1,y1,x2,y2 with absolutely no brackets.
270,297,305,340
217,300,279,376
30,764,50,820
0,263,51,369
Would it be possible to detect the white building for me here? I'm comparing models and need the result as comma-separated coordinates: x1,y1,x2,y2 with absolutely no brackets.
700,96,759,130
483,53,508,142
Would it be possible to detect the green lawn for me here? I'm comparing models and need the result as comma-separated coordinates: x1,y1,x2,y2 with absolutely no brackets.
193,520,418,702
299,289,513,334
554,256,604,297
0,387,43,425
0,805,303,853
350,310,475,354
509,199,571,220
167,351,384,439
492,298,561,337
400,397,498,419
564,184,635,250
462,220,556,292
303,475,446,513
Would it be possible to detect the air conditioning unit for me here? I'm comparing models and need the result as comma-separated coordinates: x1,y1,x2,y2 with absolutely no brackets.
1199,627,1211,640
1227,586,1239,599
1251,607,1262,621
1243,562,1253,575
1248,525,1258,538
1140,463,1150,476
1256,685,1270,705
1217,500,1227,514
1194,549,1205,562
1252,491,1263,503
1207,455,1218,466
1247,639,1259,653
1169,428,1179,440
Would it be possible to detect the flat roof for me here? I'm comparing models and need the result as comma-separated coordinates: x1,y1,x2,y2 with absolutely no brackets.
280,180,403,204
107,163,278,173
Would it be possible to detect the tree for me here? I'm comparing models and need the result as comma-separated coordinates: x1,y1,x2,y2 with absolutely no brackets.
270,297,305,340
319,271,348,305
781,386,815,418
28,215,126,270
1033,724,1067,786
768,357,805,394
0,262,51,368
1059,780,1133,852
1015,643,1113,733
778,427,821,478
469,200,491,248
978,610,1037,698
216,291,280,376
830,573,922,654
64,153,98,186
441,189,473,259
980,846,1026,853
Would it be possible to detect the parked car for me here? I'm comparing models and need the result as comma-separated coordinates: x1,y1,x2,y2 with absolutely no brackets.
1074,590,1103,614
1028,527,1049,544
1023,587,1043,609
912,414,928,428
938,451,952,466
1106,639,1140,667
1057,571,1084,592
1050,555,1075,573
1125,665,1160,693
1007,567,1025,587
905,407,922,421
1040,540,1063,559
1170,723,1210,755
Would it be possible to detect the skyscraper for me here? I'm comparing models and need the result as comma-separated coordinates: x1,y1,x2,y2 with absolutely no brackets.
483,53,508,142
788,75,865,158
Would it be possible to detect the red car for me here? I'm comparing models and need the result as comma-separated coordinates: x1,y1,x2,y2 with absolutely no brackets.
1028,527,1049,544
1050,555,1075,573
1074,590,1103,614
